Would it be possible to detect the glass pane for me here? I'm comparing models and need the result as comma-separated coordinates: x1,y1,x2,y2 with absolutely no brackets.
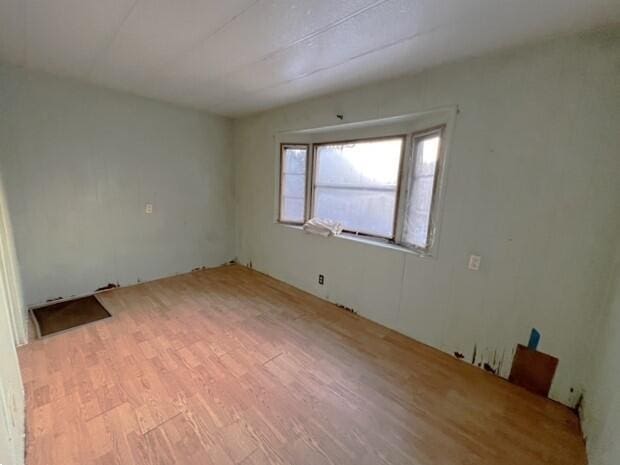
281,198,305,223
404,134,441,249
316,139,402,188
282,148,307,174
314,187,397,238
280,146,307,223
314,138,402,237
282,173,305,198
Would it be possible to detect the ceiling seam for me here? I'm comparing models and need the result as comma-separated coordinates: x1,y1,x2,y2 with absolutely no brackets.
226,0,393,73
211,25,441,113
134,0,391,89
86,0,141,81
126,0,261,86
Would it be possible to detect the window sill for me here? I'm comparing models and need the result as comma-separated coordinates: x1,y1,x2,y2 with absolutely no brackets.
278,223,432,258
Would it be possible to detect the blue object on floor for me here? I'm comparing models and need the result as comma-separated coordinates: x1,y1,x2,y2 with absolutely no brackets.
528,328,540,350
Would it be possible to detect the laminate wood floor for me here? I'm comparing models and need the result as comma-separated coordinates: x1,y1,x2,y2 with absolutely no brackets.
18,264,586,465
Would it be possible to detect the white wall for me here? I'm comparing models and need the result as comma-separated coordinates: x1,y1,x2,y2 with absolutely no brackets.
0,292,24,465
0,175,25,465
233,29,620,407
0,174,26,344
0,65,236,307
582,239,620,465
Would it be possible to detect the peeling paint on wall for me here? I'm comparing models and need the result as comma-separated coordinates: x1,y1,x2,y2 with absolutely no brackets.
95,283,119,292
483,363,496,375
336,303,357,315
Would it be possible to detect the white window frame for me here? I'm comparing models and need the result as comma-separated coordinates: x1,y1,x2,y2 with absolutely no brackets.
278,143,309,225
310,135,406,240
394,126,446,254
274,107,455,258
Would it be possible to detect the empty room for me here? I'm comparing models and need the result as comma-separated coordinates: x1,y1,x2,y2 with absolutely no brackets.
0,1,619,465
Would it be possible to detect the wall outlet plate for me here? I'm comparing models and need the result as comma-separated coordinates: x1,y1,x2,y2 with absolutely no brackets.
145,203,153,214
468,254,481,271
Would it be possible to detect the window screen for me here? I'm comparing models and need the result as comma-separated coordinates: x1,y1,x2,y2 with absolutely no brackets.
313,138,403,238
279,144,308,223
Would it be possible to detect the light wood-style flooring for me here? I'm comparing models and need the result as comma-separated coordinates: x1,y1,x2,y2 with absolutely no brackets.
18,264,587,465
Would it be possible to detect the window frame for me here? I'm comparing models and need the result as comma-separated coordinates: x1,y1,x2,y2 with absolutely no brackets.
276,117,450,257
309,134,407,240
278,143,310,225
397,125,446,254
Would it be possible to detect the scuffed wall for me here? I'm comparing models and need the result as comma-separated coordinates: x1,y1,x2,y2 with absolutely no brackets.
0,65,236,307
232,29,620,407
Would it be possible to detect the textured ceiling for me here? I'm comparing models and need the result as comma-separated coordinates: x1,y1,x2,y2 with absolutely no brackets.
0,0,618,116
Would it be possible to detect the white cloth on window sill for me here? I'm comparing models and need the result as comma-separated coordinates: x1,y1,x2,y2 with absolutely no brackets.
302,218,343,237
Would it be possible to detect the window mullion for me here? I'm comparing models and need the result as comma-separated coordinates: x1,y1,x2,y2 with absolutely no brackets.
304,143,311,222
394,135,413,245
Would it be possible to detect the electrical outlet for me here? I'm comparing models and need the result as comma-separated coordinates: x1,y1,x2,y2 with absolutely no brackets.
145,203,153,214
468,254,481,271
318,274,324,285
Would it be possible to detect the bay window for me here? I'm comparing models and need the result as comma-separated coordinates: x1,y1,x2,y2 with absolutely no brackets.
278,125,446,254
